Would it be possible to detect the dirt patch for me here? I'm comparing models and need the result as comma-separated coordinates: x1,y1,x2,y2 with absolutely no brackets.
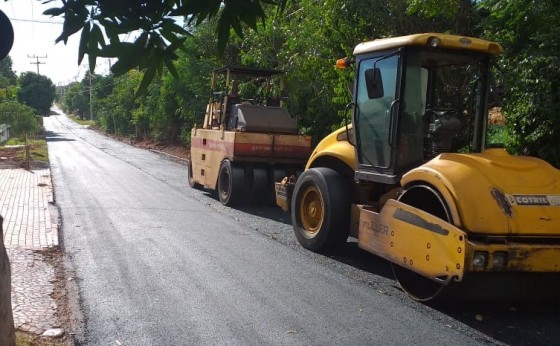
88,125,191,160
0,145,49,170
14,248,77,346
45,248,83,345
128,139,190,160
0,146,25,169
489,107,506,125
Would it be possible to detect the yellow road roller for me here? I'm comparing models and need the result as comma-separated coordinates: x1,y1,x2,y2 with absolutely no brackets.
275,33,560,301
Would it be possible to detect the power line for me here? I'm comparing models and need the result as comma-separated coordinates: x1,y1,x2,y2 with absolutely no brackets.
6,17,63,24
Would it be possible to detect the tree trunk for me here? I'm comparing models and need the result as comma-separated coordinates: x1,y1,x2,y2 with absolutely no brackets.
0,216,15,346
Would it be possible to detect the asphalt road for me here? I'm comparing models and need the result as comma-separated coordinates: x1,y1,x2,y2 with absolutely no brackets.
44,109,559,345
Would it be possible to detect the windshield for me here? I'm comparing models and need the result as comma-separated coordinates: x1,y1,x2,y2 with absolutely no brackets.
402,48,490,166
354,47,492,176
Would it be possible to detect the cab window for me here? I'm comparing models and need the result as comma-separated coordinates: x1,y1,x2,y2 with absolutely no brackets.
355,55,399,168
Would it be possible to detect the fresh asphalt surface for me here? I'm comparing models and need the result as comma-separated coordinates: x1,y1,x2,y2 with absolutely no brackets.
44,109,559,345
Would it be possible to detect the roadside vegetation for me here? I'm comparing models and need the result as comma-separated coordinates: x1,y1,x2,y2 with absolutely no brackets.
3,1,560,168
0,136,48,169
15,330,68,346
6,137,48,162
67,115,95,127
0,75,49,167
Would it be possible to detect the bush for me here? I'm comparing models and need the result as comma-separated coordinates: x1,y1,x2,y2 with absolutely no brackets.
0,101,40,136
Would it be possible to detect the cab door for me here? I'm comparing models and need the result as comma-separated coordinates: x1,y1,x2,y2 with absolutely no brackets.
354,53,401,183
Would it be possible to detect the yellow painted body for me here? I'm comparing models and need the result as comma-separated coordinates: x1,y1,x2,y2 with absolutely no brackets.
274,126,355,212
402,149,560,236
305,126,356,170
358,200,467,283
353,149,560,278
353,33,504,56
287,33,560,282
307,130,560,278
191,127,311,190
398,148,560,274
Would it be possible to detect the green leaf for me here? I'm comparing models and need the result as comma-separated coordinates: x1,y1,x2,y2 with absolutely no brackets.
136,66,157,97
88,52,96,72
166,36,187,53
163,57,179,79
216,17,232,53
78,23,90,65
161,18,189,36
91,24,106,48
110,32,151,74
98,42,135,58
43,7,65,16
110,49,145,76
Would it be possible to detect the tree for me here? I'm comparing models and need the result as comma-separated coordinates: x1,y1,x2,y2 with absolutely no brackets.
480,0,560,167
90,74,116,120
42,0,288,94
17,72,56,115
237,0,481,142
63,82,88,118
0,101,40,136
0,56,17,86
91,19,220,144
0,56,18,102
403,0,482,36
95,70,142,135
151,30,218,145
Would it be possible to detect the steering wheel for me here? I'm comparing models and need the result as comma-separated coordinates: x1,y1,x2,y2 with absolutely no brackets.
424,108,457,119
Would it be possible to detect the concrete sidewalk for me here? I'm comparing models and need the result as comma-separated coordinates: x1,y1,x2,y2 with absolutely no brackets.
0,168,63,336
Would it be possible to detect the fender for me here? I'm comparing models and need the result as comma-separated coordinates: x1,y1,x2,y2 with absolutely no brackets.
306,126,356,171
403,149,560,236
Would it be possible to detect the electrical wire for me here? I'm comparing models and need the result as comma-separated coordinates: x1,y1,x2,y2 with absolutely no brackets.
6,17,63,24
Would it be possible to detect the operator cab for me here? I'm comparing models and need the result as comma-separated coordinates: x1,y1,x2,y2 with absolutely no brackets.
349,34,501,184
203,66,290,132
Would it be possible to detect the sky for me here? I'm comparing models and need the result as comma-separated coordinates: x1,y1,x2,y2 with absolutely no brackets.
0,0,112,85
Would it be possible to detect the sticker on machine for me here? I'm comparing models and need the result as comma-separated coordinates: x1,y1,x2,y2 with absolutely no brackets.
506,194,560,206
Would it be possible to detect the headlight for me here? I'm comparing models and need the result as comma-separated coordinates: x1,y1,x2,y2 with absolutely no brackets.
428,37,441,48
473,252,488,268
492,252,508,269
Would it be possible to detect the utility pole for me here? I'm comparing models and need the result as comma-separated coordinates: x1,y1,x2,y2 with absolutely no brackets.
89,71,93,120
27,54,47,74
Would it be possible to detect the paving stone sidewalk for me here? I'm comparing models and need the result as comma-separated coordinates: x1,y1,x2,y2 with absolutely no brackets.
0,168,62,336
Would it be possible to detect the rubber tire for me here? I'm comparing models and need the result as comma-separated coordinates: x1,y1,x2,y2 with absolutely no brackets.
248,167,268,206
291,167,350,252
187,159,202,189
218,159,245,206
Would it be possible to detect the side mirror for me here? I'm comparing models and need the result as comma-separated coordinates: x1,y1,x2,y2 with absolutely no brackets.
0,10,14,60
365,68,384,99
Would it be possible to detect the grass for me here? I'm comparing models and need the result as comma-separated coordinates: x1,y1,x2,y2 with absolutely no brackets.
487,124,508,147
1,135,49,164
5,138,26,146
28,139,49,163
68,115,95,127
16,331,66,346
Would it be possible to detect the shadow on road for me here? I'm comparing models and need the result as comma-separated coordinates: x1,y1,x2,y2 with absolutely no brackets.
237,206,292,225
197,188,560,346
45,130,75,142
252,205,560,345
431,297,560,346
